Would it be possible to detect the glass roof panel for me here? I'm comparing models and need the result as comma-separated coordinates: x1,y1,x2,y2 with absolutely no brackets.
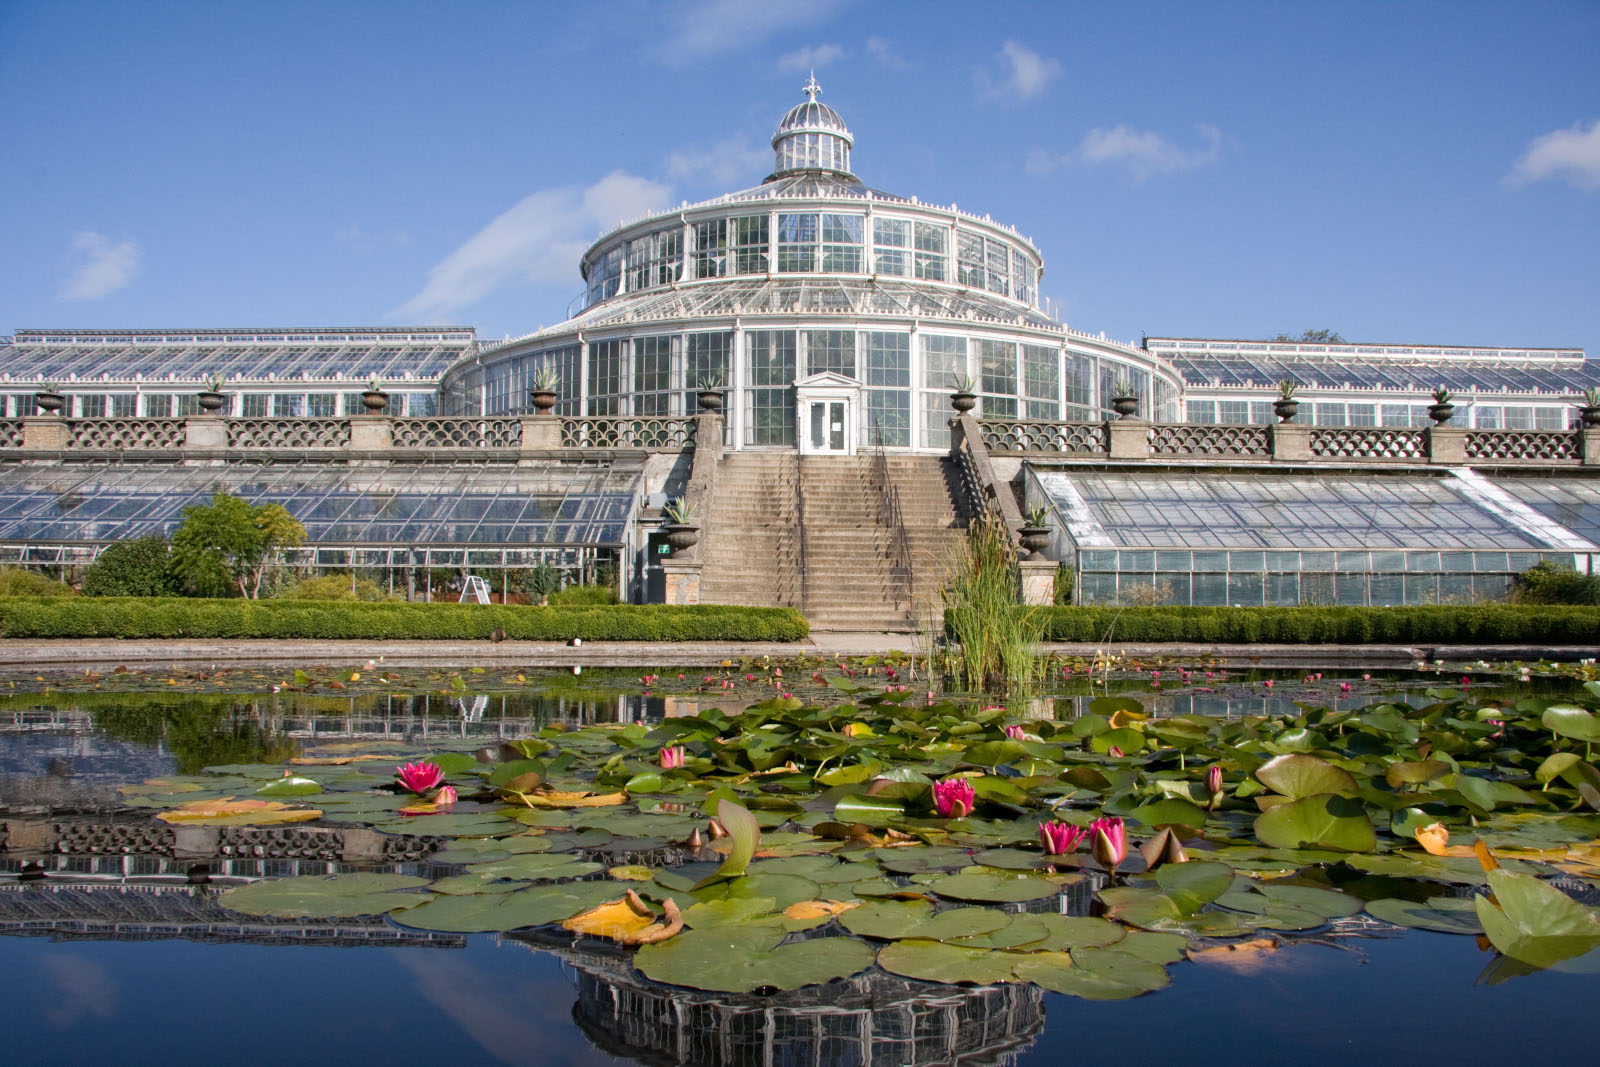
0,460,639,547
1486,476,1600,547
1034,469,1545,551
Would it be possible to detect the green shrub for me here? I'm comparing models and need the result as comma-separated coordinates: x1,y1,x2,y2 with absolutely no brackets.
1511,560,1600,606
277,574,392,602
0,597,810,642
1026,604,1600,644
548,583,619,607
0,567,74,598
83,538,181,598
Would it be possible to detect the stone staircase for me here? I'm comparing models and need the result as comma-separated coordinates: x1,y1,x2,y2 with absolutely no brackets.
698,451,968,632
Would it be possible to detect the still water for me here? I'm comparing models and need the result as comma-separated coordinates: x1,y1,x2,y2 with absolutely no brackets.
2,672,1596,1066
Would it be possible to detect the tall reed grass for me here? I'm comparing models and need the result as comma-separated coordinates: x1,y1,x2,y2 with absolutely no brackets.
940,512,1046,694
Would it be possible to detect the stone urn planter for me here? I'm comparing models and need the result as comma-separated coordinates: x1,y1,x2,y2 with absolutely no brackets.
1582,405,1600,428
529,389,559,413
1428,401,1455,425
34,390,65,415
664,523,700,556
1273,397,1300,423
1018,525,1052,561
950,391,978,413
197,390,228,413
1110,393,1138,419
696,390,724,413
361,389,389,413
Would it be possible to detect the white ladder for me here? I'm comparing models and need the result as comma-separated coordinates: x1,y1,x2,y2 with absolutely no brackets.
459,575,491,604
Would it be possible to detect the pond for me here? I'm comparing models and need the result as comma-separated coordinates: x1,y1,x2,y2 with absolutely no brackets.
3,658,1599,1065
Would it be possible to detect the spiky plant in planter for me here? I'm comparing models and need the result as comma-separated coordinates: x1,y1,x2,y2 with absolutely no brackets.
1428,385,1455,425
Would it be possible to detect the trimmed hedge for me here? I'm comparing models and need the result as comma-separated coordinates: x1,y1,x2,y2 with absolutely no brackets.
0,597,809,642
1032,605,1600,645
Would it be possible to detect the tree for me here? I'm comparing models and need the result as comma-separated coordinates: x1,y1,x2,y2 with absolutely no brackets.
83,536,181,597
1272,329,1346,343
170,493,306,598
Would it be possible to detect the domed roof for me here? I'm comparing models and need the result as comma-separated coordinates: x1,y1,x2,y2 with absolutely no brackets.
772,99,853,147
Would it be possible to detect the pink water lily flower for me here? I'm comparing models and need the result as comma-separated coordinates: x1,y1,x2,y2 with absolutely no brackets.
1004,724,1028,740
433,785,458,805
932,777,976,819
660,745,686,770
1089,815,1128,873
1038,820,1089,856
396,760,444,794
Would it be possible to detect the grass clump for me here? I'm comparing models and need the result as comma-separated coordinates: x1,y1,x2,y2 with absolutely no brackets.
940,513,1045,694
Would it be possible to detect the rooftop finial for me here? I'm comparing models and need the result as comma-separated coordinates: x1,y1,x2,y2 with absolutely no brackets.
802,72,821,101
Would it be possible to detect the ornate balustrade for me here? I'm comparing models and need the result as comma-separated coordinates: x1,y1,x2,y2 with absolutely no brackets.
560,416,696,451
977,418,1598,468
0,414,702,458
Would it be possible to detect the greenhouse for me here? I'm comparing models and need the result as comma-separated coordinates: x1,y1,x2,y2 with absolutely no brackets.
0,458,641,589
1025,466,1600,606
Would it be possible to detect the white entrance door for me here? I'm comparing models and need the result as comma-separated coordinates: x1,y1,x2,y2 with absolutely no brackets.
794,372,862,456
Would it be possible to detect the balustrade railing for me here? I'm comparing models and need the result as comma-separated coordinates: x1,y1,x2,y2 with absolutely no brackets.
559,416,696,451
1308,426,1427,461
228,418,352,450
980,419,1107,455
390,417,522,449
1465,429,1580,462
1148,423,1269,457
66,418,185,451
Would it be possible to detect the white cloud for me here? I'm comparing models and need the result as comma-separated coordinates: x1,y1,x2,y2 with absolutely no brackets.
1506,119,1600,191
974,40,1060,103
1028,123,1223,183
777,43,844,73
666,136,771,188
58,231,141,300
654,0,843,64
867,36,908,70
393,171,671,322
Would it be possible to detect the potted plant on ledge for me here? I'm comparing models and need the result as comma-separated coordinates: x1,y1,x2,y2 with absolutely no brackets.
1428,386,1455,425
1578,387,1600,428
1273,379,1299,422
35,381,65,415
662,497,699,556
198,373,228,413
696,373,725,413
361,375,389,413
950,372,978,414
1110,380,1138,419
1019,505,1053,561
529,368,560,413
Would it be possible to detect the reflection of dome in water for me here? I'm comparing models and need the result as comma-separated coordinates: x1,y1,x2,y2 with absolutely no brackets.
509,929,1045,1067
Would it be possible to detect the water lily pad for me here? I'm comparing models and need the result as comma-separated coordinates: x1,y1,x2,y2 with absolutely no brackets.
634,926,875,992
1013,948,1169,999
464,853,603,880
1153,860,1232,914
875,846,975,874
1254,793,1375,851
696,873,822,910
255,775,323,796
1026,914,1127,951
926,872,1060,903
1255,882,1362,918
390,881,619,932
840,900,1009,941
682,896,780,928
1255,754,1359,799
1475,869,1600,968
221,873,431,918
1365,896,1483,934
1543,705,1600,744
876,939,1019,985
949,914,1051,949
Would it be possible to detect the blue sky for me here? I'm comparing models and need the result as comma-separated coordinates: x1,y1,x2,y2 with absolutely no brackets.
2,0,1596,354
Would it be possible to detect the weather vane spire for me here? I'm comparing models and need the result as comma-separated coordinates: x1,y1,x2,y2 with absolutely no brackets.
802,72,821,101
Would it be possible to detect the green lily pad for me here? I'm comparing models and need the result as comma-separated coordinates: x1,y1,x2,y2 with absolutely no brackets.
635,926,875,992
696,873,822,910
693,799,761,889
1543,705,1600,743
681,896,779,928
970,847,1054,870
390,881,619,932
221,873,432,918
1365,896,1483,934
1385,760,1451,788
1117,930,1189,964
1475,869,1600,968
1255,882,1363,918
464,853,603,881
1153,861,1233,914
840,900,1009,941
875,846,975,874
1129,798,1208,833
1255,754,1359,799
876,938,1019,985
1026,914,1127,951
925,872,1062,903
948,914,1051,949
1015,946,1170,999
1254,793,1376,851
255,775,323,796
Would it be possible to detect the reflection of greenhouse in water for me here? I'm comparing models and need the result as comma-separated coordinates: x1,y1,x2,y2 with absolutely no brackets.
514,931,1044,1067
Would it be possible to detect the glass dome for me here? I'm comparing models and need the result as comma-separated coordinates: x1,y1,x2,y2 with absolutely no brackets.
771,77,853,178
